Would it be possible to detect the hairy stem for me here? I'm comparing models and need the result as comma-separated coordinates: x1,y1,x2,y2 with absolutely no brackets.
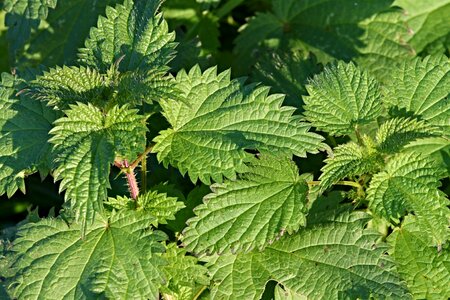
308,180,364,194
114,160,139,200
130,144,154,169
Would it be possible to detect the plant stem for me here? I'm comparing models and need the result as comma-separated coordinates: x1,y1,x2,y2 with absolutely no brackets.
130,144,154,170
307,180,363,191
192,286,208,300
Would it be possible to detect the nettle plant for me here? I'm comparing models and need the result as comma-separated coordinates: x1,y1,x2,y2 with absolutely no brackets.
0,0,449,299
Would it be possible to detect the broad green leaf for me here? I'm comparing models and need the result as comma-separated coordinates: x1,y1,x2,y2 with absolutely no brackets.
319,141,383,192
154,66,324,184
384,55,450,134
404,137,450,173
208,210,410,300
274,285,307,300
394,0,450,53
367,152,450,246
13,0,122,68
49,103,147,231
7,210,166,299
303,61,382,136
105,190,185,226
0,73,59,197
183,155,310,254
4,0,57,60
375,117,439,154
161,243,209,300
389,218,450,299
79,0,176,73
252,50,322,109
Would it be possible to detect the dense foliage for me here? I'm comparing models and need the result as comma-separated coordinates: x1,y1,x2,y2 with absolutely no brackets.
0,0,449,299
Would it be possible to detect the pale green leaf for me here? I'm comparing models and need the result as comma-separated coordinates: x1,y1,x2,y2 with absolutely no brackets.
8,210,166,299
367,152,450,246
208,210,410,300
79,0,176,73
4,0,57,60
183,155,310,254
153,66,324,184
303,61,382,136
49,103,147,231
375,117,439,154
319,141,383,192
389,218,450,299
384,55,450,133
403,137,450,173
0,72,59,197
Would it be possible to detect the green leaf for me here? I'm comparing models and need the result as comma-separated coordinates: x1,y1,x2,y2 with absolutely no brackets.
49,103,147,231
4,0,57,60
403,137,450,173
79,0,176,73
319,141,383,192
105,190,185,225
7,210,166,299
252,50,322,109
183,155,310,254
154,66,324,184
375,117,439,154
303,61,382,136
394,0,450,53
384,55,450,134
0,73,59,197
208,210,410,300
389,217,450,299
161,243,209,300
367,152,450,246
13,0,122,68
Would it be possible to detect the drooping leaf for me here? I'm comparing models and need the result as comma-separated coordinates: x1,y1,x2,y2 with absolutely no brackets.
319,141,383,192
105,190,185,226
79,0,176,73
7,210,166,299
183,155,311,254
208,210,410,300
0,72,59,197
153,66,324,184
161,243,209,300
49,103,147,231
384,55,450,134
4,0,57,60
367,152,450,246
303,61,382,136
389,217,450,299
375,117,439,154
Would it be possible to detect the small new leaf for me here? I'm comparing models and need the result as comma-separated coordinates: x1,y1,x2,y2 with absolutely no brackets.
183,155,310,254
303,61,382,136
154,66,324,184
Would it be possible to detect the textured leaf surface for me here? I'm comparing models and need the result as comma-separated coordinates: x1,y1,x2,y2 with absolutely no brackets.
319,141,383,192
183,155,310,254
395,0,450,53
49,103,147,231
8,211,166,299
404,137,450,173
367,153,450,246
0,73,58,197
303,61,382,136
390,218,450,299
385,55,450,133
4,0,57,59
154,66,324,184
105,190,185,225
375,117,439,154
79,0,176,73
208,210,410,300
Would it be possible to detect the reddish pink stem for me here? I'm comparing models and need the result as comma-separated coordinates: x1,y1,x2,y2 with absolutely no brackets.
115,159,139,200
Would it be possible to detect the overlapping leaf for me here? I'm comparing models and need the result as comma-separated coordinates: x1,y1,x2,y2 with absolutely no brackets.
208,210,410,300
385,55,450,134
154,66,324,184
49,103,147,231
0,73,59,197
303,61,382,136
183,155,310,254
389,217,450,299
79,0,176,73
367,152,450,246
7,210,166,299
